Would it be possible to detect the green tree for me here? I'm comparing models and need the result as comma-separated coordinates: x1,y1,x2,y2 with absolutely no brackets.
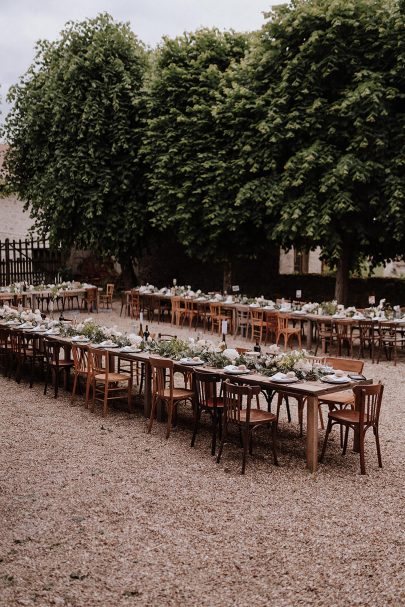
232,0,405,303
2,14,149,283
143,29,266,290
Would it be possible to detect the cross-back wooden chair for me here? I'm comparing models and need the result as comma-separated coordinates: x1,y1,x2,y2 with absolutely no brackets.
209,303,229,335
99,283,114,310
216,380,278,475
249,308,266,343
320,382,384,475
148,357,194,439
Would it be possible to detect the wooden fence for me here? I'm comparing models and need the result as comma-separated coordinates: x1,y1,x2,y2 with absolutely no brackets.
0,238,62,286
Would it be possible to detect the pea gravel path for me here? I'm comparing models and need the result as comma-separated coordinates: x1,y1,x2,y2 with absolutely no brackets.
1,312,404,606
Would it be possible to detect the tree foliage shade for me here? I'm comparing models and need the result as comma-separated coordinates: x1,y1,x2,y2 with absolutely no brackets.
226,0,405,300
3,14,148,265
143,28,268,274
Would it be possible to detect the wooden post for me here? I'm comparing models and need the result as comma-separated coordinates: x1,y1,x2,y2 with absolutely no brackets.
5,238,10,286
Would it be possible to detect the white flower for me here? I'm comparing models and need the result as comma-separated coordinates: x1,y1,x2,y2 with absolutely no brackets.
128,334,142,346
222,348,239,361
293,360,312,373
268,344,281,355
76,323,84,332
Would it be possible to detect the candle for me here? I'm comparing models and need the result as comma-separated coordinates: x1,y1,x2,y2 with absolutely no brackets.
221,320,228,335
140,312,144,324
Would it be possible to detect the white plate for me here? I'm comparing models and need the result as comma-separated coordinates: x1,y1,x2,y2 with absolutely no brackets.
224,366,250,374
179,358,204,366
94,342,119,348
270,377,300,384
72,338,90,343
120,347,142,353
321,376,350,384
33,327,47,332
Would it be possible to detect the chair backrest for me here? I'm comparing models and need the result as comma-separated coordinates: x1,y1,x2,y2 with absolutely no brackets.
158,333,177,341
72,343,90,374
131,289,140,305
277,315,289,330
334,320,350,336
353,382,384,426
223,380,260,425
43,338,61,364
325,357,364,374
235,307,249,321
250,308,265,323
194,369,222,409
209,303,222,317
106,283,114,297
172,297,185,311
150,356,174,400
265,311,278,327
85,287,98,303
88,347,110,376
305,354,326,365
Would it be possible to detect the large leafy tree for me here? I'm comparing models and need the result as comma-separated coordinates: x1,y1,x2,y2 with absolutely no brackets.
143,29,268,290
231,0,405,303
2,14,149,281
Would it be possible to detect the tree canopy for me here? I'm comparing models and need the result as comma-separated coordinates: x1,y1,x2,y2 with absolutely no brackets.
228,0,405,301
3,13,148,275
143,28,269,289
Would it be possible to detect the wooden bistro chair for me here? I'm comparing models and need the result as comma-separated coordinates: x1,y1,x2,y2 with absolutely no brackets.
171,296,186,326
314,318,336,355
81,287,98,313
216,381,278,475
183,299,199,329
147,357,194,439
265,311,278,345
334,319,358,358
318,357,365,445
130,289,140,320
191,370,224,456
99,283,114,310
209,303,229,335
276,314,301,350
0,326,11,376
320,383,384,475
43,338,74,398
71,343,92,406
249,308,266,344
358,319,379,362
377,321,405,366
88,347,133,417
14,330,44,388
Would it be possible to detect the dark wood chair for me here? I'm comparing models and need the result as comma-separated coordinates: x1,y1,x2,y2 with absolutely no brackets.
314,319,336,355
377,321,405,366
81,287,98,313
43,338,74,398
191,370,224,455
148,357,194,439
358,320,379,361
99,283,114,310
320,382,384,475
216,381,278,475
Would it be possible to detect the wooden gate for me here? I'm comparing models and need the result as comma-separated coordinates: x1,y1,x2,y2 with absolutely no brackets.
0,238,62,286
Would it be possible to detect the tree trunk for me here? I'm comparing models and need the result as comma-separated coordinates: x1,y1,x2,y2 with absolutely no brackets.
223,260,232,294
334,247,351,305
119,255,137,289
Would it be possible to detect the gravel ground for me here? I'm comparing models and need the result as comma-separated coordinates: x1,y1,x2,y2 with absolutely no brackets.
1,308,404,606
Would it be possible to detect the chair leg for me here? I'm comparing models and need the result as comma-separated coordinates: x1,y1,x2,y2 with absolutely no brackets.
271,421,278,466
211,412,218,456
71,373,78,404
241,428,249,475
85,375,91,408
166,402,173,439
147,396,158,433
359,430,366,475
342,426,349,455
54,368,59,399
190,406,201,448
374,426,383,468
216,422,227,464
319,419,333,462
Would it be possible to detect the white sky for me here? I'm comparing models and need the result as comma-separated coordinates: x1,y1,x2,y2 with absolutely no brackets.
0,0,287,123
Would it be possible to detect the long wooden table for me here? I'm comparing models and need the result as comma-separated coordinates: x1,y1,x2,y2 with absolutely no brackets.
2,322,373,473
0,286,99,311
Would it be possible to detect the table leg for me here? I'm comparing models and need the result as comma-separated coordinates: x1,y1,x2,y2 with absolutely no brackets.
144,361,152,418
306,395,319,472
306,319,313,350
